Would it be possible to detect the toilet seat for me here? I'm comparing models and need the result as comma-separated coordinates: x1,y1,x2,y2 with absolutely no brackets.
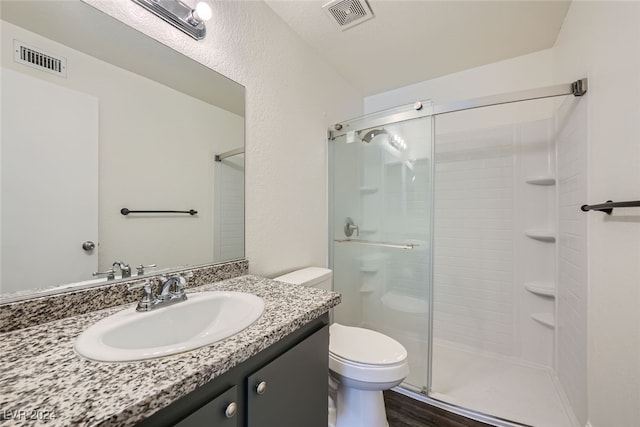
330,323,407,364
329,323,408,384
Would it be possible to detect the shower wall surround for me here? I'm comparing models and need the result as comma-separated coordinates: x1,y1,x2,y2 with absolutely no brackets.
433,115,556,367
83,0,362,278
555,95,588,426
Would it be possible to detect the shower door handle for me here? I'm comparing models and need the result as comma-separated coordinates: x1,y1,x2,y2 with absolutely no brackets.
344,217,359,237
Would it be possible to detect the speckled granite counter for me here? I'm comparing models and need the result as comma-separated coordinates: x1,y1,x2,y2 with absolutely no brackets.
0,275,340,426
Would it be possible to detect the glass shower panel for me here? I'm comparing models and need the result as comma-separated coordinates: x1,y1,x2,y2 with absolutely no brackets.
330,114,434,391
429,99,571,427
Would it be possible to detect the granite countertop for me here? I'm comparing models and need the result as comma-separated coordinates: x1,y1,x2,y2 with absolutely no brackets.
0,275,340,426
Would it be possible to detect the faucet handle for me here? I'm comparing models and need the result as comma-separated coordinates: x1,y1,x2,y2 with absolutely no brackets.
121,264,131,278
173,276,188,300
128,281,155,311
93,269,115,281
136,263,157,276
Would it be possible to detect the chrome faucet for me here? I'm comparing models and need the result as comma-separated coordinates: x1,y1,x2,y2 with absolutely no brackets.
112,260,132,278
157,274,187,301
128,272,192,312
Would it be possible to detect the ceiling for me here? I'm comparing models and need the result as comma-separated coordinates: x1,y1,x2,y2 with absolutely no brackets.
264,0,571,96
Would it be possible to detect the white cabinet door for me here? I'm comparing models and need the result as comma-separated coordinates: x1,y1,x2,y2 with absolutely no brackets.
1,68,99,292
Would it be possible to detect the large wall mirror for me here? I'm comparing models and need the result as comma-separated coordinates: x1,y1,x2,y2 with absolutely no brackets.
0,1,245,301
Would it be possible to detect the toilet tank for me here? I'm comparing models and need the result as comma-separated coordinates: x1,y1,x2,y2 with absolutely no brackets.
274,267,332,291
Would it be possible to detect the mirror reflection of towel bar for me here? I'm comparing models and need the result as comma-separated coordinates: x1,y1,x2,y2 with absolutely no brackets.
333,239,416,250
120,208,198,216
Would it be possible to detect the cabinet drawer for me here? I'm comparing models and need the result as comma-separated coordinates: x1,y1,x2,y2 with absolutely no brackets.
246,325,329,427
175,385,240,427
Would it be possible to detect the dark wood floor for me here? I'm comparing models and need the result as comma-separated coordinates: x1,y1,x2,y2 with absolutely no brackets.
384,390,492,427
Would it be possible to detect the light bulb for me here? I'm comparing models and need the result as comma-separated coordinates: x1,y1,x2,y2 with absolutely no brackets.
194,1,212,22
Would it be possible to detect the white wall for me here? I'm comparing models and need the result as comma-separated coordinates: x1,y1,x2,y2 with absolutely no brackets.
365,49,554,114
552,2,640,426
83,0,363,278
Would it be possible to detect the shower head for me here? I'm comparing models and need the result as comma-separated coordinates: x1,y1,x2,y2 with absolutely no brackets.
359,128,389,143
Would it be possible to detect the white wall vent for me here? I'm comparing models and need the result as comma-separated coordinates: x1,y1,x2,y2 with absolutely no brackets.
323,0,374,31
13,40,67,78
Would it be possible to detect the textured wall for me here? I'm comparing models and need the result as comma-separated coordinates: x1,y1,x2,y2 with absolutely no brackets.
553,2,640,426
84,0,363,277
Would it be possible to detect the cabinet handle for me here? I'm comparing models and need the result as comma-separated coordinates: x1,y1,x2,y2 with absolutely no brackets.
256,381,267,395
225,402,237,418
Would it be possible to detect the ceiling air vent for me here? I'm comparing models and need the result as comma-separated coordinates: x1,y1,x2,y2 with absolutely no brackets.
13,40,67,78
323,0,374,31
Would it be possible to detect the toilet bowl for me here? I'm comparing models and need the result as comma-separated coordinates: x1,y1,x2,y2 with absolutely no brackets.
329,323,408,427
274,267,409,427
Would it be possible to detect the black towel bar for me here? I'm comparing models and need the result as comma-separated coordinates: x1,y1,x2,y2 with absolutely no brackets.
120,208,198,216
580,200,640,215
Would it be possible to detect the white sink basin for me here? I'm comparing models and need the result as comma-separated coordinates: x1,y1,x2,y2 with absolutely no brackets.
75,291,264,362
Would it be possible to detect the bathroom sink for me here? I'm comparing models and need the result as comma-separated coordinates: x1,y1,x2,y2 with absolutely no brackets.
75,291,264,362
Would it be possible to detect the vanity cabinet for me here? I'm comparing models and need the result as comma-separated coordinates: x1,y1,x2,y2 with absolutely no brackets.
175,386,239,427
246,321,328,427
138,314,329,427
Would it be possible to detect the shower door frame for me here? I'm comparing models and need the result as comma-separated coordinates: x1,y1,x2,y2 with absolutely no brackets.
328,78,588,427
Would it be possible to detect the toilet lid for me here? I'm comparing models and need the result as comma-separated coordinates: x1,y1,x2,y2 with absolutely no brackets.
329,323,407,366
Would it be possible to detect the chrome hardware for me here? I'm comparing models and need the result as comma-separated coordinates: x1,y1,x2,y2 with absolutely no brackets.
256,381,267,395
128,281,154,311
413,101,423,111
131,0,210,40
82,241,95,251
130,273,190,312
344,217,359,237
93,269,115,281
334,239,417,250
334,123,343,131
157,274,187,301
136,263,157,276
112,260,131,278
225,402,237,418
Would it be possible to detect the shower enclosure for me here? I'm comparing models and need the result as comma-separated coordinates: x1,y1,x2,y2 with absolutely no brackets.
328,80,587,427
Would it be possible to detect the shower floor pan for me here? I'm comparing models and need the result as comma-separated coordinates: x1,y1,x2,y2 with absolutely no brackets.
430,341,576,427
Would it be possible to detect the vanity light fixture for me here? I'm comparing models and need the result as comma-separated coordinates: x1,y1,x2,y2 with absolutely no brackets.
131,0,212,40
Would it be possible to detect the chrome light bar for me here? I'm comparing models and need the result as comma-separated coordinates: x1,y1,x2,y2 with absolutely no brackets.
131,0,208,40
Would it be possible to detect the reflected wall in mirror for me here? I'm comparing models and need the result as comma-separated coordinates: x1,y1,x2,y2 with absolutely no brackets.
0,1,245,299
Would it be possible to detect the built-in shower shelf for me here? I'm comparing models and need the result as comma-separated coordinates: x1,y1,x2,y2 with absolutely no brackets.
359,283,377,293
531,313,555,328
525,175,556,186
525,283,556,298
525,230,556,242
360,266,379,274
359,186,379,194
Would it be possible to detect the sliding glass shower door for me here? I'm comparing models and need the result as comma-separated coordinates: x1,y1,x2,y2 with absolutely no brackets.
329,108,434,391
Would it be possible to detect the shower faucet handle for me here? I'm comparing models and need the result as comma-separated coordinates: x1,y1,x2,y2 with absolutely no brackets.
344,217,359,237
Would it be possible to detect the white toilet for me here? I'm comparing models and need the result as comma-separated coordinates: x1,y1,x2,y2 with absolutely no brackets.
274,267,409,427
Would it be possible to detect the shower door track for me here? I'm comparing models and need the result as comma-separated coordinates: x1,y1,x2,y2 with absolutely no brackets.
329,78,587,139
